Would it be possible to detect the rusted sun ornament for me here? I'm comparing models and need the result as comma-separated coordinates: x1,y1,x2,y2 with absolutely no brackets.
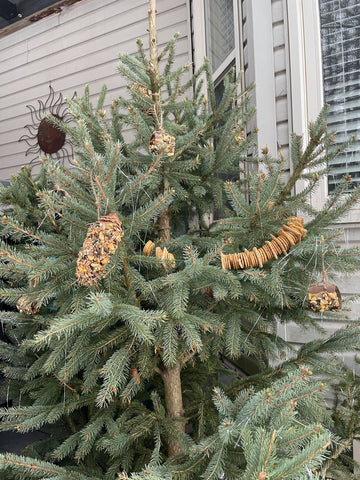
19,85,74,164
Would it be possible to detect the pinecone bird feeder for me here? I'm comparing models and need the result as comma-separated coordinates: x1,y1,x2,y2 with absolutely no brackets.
76,212,123,286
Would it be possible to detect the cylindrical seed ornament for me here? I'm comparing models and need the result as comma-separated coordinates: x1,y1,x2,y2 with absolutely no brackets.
76,212,123,286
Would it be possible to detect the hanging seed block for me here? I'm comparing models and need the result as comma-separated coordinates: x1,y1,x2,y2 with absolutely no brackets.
149,129,175,156
76,212,123,286
308,283,342,312
16,296,41,315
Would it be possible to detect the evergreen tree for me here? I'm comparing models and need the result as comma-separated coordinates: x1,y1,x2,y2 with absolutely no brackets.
0,2,360,479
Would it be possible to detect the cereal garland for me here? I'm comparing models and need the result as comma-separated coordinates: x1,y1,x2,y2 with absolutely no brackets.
221,216,306,270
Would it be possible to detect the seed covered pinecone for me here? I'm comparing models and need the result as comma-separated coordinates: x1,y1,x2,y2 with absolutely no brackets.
149,129,175,156
16,296,41,315
76,212,123,286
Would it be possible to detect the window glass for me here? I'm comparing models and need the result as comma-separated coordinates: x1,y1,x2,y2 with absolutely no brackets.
319,0,360,192
0,0,63,31
204,0,235,73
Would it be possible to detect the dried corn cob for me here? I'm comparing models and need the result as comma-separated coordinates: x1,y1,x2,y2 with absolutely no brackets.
156,246,176,268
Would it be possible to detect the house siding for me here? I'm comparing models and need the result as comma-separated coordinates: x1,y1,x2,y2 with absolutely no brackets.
274,0,360,372
272,0,288,156
0,0,191,180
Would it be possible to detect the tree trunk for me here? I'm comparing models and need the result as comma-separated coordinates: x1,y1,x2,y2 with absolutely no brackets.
162,363,185,457
148,0,185,457
157,206,171,242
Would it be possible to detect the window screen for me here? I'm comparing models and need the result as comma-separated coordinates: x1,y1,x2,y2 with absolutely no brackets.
319,0,360,192
204,0,235,73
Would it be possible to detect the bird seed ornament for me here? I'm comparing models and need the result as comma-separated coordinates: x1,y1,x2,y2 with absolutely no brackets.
155,246,176,268
16,296,41,315
221,216,306,270
76,212,123,286
142,241,175,268
308,282,342,312
149,129,175,156
143,240,155,256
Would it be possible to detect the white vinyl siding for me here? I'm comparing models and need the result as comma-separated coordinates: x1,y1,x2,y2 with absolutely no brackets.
272,0,289,157
0,0,191,180
244,0,289,160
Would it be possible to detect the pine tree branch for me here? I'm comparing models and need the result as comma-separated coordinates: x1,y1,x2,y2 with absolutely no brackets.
38,192,87,230
0,455,73,478
148,0,161,128
121,153,163,203
105,141,121,184
202,238,232,266
278,440,332,479
1,216,76,256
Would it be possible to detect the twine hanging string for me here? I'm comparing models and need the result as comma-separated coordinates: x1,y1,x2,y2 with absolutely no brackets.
320,249,327,285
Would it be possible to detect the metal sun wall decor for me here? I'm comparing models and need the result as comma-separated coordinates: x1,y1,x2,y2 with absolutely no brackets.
19,85,75,165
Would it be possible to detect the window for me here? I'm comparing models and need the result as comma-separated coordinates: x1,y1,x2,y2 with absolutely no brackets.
0,0,82,35
204,0,243,105
204,0,236,78
191,0,243,93
200,0,242,210
194,0,278,157
319,0,360,192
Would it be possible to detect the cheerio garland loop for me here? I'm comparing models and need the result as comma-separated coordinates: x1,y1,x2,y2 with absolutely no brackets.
221,216,307,270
